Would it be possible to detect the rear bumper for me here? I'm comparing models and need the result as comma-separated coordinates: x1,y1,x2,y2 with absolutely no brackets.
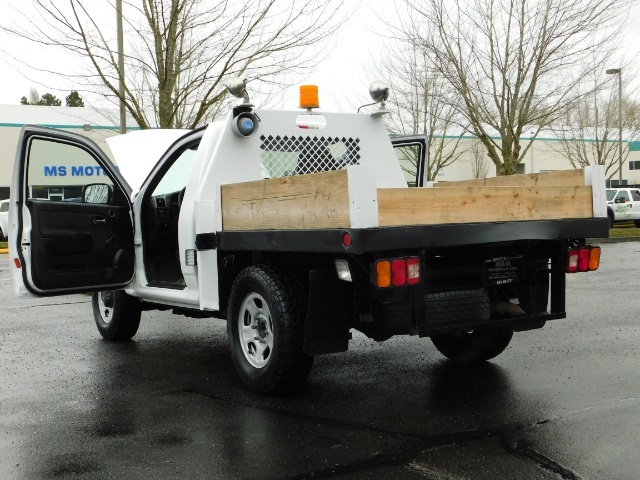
416,311,564,336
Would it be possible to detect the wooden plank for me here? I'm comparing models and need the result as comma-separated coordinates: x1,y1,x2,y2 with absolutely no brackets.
378,185,594,227
221,169,351,231
434,169,585,188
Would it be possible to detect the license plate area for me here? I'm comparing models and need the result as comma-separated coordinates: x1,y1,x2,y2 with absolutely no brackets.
483,254,524,286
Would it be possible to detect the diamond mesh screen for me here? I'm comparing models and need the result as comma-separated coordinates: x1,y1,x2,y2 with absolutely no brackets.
259,135,360,178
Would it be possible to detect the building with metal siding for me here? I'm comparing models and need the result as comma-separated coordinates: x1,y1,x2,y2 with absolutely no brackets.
0,105,144,200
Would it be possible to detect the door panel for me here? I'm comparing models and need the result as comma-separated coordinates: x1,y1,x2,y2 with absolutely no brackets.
11,126,135,295
28,200,134,290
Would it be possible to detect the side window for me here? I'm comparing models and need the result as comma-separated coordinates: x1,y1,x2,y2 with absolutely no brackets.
0,202,8,213
393,144,420,187
151,147,197,197
148,143,199,219
27,138,114,204
631,191,640,202
615,191,630,203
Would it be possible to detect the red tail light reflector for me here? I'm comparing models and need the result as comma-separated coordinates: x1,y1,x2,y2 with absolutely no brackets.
341,232,352,248
577,248,590,272
407,257,421,284
376,260,391,287
391,259,406,286
589,246,601,271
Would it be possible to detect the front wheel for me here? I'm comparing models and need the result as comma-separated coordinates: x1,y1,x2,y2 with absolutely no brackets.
228,265,313,394
430,328,513,364
92,290,142,341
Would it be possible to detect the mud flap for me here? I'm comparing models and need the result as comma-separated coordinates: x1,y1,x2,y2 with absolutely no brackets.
304,269,352,356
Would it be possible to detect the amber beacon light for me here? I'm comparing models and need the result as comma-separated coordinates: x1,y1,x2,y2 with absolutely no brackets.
300,85,319,109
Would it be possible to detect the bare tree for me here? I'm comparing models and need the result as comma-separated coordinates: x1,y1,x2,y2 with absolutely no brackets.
2,0,343,128
470,140,490,179
551,83,640,179
381,43,467,181
401,0,633,175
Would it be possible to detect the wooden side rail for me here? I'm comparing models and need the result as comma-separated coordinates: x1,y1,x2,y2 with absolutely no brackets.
220,167,604,231
221,169,351,231
434,169,586,188
378,185,593,226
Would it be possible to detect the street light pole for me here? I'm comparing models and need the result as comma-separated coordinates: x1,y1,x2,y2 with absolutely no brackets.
116,0,126,134
606,68,622,185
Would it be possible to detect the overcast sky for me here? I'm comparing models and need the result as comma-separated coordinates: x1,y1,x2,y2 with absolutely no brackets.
0,1,639,114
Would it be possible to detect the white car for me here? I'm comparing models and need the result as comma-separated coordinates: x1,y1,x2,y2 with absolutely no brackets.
0,199,9,241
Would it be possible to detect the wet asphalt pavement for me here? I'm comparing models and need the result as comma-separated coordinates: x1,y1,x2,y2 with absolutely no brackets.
0,243,639,480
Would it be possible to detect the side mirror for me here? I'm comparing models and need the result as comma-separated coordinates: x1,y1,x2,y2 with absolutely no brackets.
83,183,112,204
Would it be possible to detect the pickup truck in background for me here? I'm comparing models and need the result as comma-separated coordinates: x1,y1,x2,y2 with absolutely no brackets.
8,80,608,394
0,199,9,241
606,188,640,227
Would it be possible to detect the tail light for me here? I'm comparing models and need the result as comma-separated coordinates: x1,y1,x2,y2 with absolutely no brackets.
374,257,421,288
567,246,600,273
376,260,391,288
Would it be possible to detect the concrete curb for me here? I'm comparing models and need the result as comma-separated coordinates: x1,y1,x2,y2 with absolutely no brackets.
588,237,640,244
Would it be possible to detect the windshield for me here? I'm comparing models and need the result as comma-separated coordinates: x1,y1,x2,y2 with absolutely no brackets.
606,190,616,201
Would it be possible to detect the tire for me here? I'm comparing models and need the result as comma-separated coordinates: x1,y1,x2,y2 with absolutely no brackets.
430,327,513,364
228,264,313,394
92,290,142,341
634,220,640,228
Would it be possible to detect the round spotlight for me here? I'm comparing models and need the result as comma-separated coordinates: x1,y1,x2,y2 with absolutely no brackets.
226,77,247,99
231,112,259,137
238,116,254,135
369,81,390,104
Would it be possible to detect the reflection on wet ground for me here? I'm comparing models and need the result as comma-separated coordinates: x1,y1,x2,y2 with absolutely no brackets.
1,245,640,479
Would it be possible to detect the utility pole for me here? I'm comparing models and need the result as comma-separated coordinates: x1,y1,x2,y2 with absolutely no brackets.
606,68,622,185
117,0,126,134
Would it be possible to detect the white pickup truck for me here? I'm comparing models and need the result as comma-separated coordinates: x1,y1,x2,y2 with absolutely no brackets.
7,81,608,393
606,188,640,227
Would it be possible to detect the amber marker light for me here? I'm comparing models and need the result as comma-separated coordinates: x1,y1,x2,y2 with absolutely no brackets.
376,260,391,288
589,246,601,271
300,85,319,109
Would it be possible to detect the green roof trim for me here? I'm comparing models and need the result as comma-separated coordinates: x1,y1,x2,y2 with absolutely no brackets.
630,141,640,151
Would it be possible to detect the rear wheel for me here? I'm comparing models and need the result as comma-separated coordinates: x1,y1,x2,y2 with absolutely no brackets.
92,290,142,341
430,328,513,364
228,265,313,394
